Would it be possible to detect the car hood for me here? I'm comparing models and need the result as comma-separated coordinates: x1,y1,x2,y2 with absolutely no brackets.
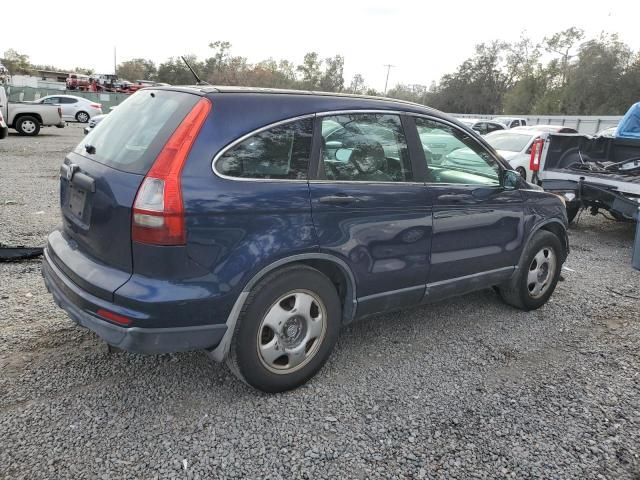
496,150,520,161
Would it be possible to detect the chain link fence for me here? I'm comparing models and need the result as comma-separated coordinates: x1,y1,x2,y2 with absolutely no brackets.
5,86,130,112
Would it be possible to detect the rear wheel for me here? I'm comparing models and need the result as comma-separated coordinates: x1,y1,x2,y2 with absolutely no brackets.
75,111,90,123
16,116,40,136
498,230,563,311
226,265,341,393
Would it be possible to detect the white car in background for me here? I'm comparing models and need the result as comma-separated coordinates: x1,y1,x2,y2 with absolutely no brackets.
492,116,528,128
456,118,507,135
484,126,578,181
33,95,103,123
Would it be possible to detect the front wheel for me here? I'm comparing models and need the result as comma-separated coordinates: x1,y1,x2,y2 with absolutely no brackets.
226,265,341,393
498,230,563,311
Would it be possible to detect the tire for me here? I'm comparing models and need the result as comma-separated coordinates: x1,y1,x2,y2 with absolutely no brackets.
566,203,580,223
15,116,40,136
226,265,341,393
75,111,90,123
516,167,527,180
498,230,563,311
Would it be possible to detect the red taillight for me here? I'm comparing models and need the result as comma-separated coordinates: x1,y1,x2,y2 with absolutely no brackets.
90,103,102,109
529,137,544,172
96,308,132,326
132,97,211,246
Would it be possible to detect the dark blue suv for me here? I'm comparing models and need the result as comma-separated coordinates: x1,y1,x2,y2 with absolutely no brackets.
42,87,569,392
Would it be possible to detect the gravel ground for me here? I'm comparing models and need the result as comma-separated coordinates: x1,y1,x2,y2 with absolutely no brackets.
1,126,639,479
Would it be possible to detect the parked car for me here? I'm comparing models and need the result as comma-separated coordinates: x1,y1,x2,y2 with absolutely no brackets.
493,117,528,128
595,126,617,138
34,95,103,123
456,118,507,135
42,87,569,393
0,108,8,139
539,102,640,238
512,125,578,134
83,113,106,134
0,86,65,136
66,73,91,91
83,106,116,134
483,126,577,181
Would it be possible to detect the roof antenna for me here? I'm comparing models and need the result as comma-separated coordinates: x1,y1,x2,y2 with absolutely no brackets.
181,56,209,86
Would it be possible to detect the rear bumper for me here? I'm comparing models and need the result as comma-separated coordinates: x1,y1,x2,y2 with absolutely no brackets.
42,247,226,354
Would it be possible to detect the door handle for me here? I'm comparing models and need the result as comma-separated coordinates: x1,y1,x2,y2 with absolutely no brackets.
438,194,469,204
318,195,360,205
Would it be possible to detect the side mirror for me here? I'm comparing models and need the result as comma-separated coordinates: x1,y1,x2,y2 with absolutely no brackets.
503,169,520,190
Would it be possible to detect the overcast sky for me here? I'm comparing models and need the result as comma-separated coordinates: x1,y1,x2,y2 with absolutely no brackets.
3,0,639,90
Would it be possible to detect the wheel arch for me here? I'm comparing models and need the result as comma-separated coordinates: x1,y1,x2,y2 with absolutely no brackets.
13,112,43,127
208,253,357,362
524,219,569,264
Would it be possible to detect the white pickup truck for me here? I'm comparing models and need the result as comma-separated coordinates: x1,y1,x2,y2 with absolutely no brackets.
0,87,65,136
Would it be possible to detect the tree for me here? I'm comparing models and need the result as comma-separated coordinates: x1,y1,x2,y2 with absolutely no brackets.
349,74,365,94
117,58,156,82
157,56,201,85
543,27,584,87
1,49,31,74
296,52,322,89
319,55,344,92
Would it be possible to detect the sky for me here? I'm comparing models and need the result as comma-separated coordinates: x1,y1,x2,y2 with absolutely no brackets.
3,0,640,91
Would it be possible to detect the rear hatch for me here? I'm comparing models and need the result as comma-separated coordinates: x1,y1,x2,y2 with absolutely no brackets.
52,89,201,300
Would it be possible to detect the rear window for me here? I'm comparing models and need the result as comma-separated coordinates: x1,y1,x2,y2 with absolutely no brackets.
77,89,200,174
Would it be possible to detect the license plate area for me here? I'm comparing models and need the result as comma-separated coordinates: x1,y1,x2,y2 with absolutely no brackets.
65,183,92,227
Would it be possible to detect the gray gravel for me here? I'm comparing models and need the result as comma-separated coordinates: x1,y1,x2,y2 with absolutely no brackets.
1,126,639,479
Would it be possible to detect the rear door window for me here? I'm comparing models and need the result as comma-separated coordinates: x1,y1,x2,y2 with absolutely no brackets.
77,89,200,174
215,118,314,180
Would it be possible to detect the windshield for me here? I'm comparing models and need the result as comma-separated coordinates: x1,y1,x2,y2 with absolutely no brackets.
485,132,533,152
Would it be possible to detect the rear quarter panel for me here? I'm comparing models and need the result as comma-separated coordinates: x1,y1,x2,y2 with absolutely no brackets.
180,102,319,322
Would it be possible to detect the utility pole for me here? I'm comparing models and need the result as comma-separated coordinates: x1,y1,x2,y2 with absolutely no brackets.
383,64,395,95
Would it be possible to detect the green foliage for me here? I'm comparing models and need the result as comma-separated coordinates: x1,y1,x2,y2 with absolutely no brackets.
2,30,638,115
1,49,31,74
117,58,156,82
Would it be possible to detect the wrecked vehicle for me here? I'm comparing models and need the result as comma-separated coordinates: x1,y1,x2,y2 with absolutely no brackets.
537,102,640,269
42,87,570,393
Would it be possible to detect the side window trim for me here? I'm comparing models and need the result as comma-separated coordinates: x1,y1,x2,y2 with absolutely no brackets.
211,113,316,182
401,115,428,184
